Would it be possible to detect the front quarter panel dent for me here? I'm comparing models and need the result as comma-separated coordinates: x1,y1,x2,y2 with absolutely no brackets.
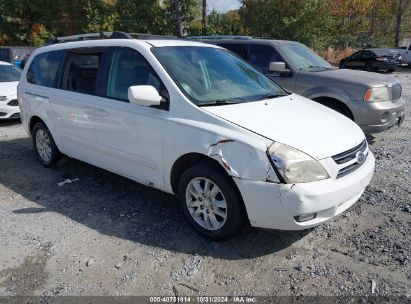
206,138,278,183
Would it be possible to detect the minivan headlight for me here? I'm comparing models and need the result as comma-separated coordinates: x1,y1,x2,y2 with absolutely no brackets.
268,142,329,184
364,87,389,102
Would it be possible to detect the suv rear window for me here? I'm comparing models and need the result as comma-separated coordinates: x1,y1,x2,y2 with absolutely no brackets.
27,51,65,88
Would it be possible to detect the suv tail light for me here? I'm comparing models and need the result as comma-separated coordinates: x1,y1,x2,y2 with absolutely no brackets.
376,57,388,62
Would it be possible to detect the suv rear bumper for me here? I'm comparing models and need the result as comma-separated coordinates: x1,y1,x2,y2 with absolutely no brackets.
352,98,406,133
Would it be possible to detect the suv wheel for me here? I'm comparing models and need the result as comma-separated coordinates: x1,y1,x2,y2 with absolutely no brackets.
365,63,374,72
178,165,245,240
32,122,61,167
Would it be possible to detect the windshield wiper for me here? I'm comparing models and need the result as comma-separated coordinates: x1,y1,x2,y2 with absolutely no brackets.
198,99,241,107
254,93,288,101
300,65,333,71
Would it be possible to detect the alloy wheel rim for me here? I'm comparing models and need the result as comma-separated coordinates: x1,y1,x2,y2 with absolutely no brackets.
35,129,52,162
185,177,228,231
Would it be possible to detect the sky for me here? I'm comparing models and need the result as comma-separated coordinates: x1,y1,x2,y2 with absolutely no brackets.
207,0,241,13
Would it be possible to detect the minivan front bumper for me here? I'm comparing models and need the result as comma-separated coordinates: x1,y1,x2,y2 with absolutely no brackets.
234,151,375,230
352,98,406,133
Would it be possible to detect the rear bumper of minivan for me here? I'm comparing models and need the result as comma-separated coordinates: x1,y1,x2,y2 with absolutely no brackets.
234,152,375,230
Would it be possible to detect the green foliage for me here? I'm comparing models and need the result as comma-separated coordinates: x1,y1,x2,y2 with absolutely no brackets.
331,33,383,49
162,0,201,35
114,0,169,34
0,0,410,48
189,9,243,36
240,0,334,48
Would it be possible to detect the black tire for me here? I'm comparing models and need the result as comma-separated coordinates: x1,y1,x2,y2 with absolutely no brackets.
32,122,61,167
365,63,374,72
177,164,245,241
339,60,346,69
387,69,395,73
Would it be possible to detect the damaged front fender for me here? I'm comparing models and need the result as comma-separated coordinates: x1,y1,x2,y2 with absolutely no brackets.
207,138,280,183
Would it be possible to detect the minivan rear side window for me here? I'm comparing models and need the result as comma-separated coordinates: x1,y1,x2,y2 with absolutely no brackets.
27,50,65,88
64,52,102,95
248,45,284,74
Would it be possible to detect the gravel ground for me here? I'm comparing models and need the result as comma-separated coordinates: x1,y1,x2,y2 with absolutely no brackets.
0,71,410,299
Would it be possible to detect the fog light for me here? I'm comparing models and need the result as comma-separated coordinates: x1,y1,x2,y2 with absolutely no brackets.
294,213,316,222
380,111,390,123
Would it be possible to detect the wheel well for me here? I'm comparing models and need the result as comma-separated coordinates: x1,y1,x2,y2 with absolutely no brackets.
170,152,248,219
29,116,45,134
312,97,354,120
170,153,226,194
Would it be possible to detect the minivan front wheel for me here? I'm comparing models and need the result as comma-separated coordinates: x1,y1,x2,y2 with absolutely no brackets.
32,122,60,167
178,165,245,240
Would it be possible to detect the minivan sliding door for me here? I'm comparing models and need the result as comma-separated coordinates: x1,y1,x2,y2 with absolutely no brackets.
56,48,106,161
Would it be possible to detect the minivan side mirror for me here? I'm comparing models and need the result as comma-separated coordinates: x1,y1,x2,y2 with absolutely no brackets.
268,61,291,77
128,85,162,107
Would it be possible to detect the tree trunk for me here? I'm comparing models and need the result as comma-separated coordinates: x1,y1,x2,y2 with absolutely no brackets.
395,0,404,47
202,0,207,35
173,0,183,37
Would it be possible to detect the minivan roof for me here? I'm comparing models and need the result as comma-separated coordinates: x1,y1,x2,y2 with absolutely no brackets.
31,38,221,56
191,38,298,46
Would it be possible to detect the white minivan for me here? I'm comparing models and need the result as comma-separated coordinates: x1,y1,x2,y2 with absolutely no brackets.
18,32,375,240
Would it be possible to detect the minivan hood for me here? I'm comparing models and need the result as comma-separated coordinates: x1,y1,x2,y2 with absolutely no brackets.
0,81,18,97
204,94,365,160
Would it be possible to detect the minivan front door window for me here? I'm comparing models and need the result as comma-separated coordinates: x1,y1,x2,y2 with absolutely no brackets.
107,48,162,101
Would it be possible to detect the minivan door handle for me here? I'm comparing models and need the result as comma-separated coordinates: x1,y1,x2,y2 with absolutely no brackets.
92,108,109,118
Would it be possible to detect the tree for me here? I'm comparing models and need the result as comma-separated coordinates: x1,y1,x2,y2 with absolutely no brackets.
240,0,334,48
201,0,206,35
163,0,200,36
395,0,411,46
114,0,167,34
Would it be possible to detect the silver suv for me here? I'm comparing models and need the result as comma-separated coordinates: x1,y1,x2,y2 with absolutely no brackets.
194,37,405,133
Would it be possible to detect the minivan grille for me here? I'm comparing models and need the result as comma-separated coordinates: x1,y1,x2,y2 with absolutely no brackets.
392,83,402,101
332,140,368,178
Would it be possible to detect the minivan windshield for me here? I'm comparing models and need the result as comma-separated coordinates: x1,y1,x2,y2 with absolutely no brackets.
279,43,334,71
0,64,21,82
152,46,288,106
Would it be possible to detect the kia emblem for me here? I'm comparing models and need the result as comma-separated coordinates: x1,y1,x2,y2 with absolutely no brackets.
356,151,366,164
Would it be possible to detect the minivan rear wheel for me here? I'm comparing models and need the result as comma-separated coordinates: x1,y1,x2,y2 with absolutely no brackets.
177,165,245,240
32,122,61,167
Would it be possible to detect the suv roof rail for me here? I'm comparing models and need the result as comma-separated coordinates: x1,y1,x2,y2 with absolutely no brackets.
45,31,179,45
188,35,253,40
